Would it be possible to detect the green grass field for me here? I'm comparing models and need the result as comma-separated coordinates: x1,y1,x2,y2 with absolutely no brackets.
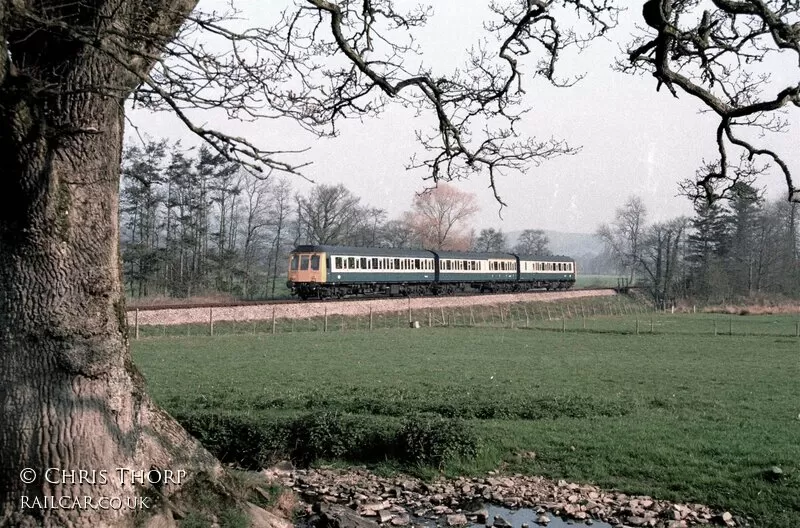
574,274,622,288
133,315,800,526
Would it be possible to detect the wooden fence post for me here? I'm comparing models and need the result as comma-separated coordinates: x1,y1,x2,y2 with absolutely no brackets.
369,307,373,331
209,308,214,336
428,310,432,327
134,309,139,340
324,308,328,332
729,315,733,336
636,318,639,335
407,298,412,323
524,306,530,328
271,307,276,335
441,307,446,326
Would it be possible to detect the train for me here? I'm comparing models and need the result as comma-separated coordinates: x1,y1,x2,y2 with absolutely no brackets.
286,244,576,299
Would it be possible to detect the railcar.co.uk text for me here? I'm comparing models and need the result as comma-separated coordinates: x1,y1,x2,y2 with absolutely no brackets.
18,467,188,511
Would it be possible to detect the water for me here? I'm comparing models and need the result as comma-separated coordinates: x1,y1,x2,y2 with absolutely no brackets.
479,505,613,528
419,504,614,528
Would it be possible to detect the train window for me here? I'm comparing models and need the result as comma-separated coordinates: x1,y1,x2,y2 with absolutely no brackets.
311,255,320,271
334,257,342,269
300,255,310,270
290,255,299,270
347,257,355,269
558,263,562,271
393,258,400,269
358,257,365,269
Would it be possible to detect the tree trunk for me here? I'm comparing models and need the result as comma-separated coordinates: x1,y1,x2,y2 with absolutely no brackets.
0,51,215,528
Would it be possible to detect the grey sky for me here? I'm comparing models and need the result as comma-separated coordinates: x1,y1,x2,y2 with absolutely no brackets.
126,0,799,235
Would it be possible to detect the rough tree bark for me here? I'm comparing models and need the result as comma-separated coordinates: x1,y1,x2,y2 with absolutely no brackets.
0,1,220,526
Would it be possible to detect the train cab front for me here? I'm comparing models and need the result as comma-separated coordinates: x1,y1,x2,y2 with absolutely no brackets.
286,249,327,299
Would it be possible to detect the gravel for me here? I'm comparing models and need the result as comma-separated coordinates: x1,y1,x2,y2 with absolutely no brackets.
127,289,616,327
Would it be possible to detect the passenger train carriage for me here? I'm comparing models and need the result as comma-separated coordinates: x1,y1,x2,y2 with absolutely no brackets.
287,245,575,299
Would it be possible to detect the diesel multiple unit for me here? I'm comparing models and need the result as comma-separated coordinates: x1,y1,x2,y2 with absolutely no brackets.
287,245,575,299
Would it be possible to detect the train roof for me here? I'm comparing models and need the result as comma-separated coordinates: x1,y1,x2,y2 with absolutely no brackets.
433,250,516,260
291,245,435,258
292,245,575,261
516,253,575,262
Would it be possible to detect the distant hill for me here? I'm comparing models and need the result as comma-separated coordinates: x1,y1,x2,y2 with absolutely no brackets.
506,230,604,257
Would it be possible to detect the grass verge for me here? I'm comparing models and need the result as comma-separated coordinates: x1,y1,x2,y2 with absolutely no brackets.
133,318,800,526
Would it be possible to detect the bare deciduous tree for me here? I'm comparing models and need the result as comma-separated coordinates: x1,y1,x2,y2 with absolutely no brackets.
473,228,508,252
597,196,648,284
296,184,364,245
624,0,800,203
514,229,552,255
406,184,480,250
639,217,688,306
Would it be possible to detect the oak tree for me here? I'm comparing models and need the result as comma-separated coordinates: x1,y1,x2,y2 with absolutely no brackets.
1,1,620,525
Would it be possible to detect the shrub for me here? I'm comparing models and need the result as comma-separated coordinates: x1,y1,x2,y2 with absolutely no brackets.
175,410,479,469
175,411,289,469
396,414,478,467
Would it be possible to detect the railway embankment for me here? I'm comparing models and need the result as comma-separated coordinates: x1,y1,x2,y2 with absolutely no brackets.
126,289,617,327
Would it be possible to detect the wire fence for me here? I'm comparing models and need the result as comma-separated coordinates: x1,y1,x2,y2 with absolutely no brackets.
131,296,800,340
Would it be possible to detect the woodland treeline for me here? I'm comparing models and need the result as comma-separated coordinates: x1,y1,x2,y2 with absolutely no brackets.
599,191,800,306
121,139,799,304
121,139,544,299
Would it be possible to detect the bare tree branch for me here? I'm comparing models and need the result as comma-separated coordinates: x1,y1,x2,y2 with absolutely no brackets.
622,0,800,203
